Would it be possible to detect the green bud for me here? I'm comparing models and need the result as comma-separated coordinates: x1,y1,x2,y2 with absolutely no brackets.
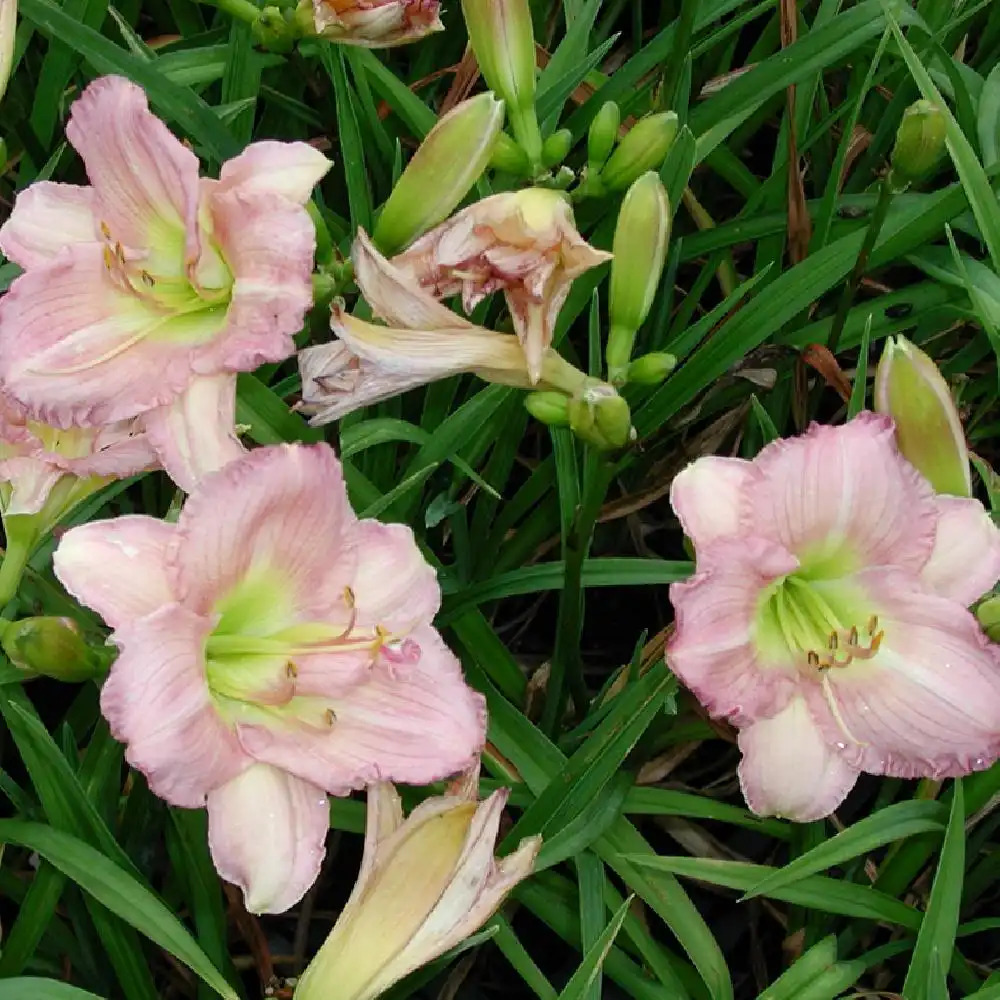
251,6,298,53
874,335,971,496
524,391,570,427
461,0,542,166
542,128,572,168
373,93,505,254
627,352,677,385
489,131,531,175
2,617,106,682
599,112,679,192
977,596,1000,642
890,100,946,188
606,172,670,384
568,383,633,451
587,101,620,171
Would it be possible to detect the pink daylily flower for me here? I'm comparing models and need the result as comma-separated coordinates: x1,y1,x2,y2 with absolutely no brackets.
311,0,442,47
0,76,330,490
667,412,1000,822
52,444,486,913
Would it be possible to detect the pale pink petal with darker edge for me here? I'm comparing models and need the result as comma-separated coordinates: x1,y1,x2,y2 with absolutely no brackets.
54,516,177,629
237,625,486,795
667,537,800,726
920,496,1000,606
102,604,250,807
805,568,1000,780
669,456,759,550
0,182,98,269
745,412,938,570
738,696,860,822
143,374,246,494
207,763,329,914
171,444,357,622
217,141,331,205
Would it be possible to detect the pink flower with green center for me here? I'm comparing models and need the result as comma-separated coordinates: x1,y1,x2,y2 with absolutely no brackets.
52,444,486,914
668,412,1000,822
310,0,442,46
0,75,330,491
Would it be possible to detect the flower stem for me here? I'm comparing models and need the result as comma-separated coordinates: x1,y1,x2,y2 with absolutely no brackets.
0,533,33,609
826,175,895,355
202,0,263,26
541,453,616,734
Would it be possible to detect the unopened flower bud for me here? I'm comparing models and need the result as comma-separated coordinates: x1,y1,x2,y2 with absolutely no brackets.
977,596,1000,642
875,335,971,496
627,352,676,386
890,100,946,188
542,129,572,168
461,0,542,167
587,101,620,171
607,172,670,385
0,0,16,104
1,616,105,682
524,390,570,427
568,383,633,451
490,132,531,175
599,112,678,192
373,93,505,254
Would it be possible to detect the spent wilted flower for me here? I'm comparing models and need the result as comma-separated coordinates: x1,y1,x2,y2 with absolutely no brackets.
294,772,539,1000
392,189,611,382
53,444,486,913
0,76,330,489
308,0,442,46
668,413,1000,822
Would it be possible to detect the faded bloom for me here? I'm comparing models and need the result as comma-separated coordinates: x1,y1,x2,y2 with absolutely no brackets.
875,335,971,497
294,771,539,1000
309,0,442,46
53,444,486,913
0,76,330,490
668,413,1000,822
393,189,611,382
297,230,592,424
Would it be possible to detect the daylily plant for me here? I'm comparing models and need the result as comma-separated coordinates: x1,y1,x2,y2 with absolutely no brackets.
0,75,330,491
668,412,1000,822
308,0,442,46
53,444,486,913
295,770,539,1000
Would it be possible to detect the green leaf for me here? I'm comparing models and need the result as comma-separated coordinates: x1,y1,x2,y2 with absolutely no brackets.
557,897,633,1000
0,981,107,1000
0,820,239,1000
742,800,947,901
758,935,837,1000
847,313,874,418
903,779,966,999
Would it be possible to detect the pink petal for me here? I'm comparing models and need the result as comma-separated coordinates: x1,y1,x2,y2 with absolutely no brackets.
171,444,356,622
238,625,487,795
920,496,1000,606
0,457,65,516
0,182,98,269
0,245,227,426
52,422,158,480
738,697,860,821
53,516,177,629
197,189,315,374
103,604,250,807
207,764,329,914
805,569,1000,779
350,520,441,630
65,76,200,263
667,537,800,726
143,374,246,494
669,456,759,550
745,412,938,571
217,141,331,205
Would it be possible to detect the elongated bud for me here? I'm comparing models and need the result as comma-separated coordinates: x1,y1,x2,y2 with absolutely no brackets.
588,101,620,171
568,383,633,451
890,100,946,188
599,112,678,192
0,0,16,103
461,0,542,167
977,596,1000,642
628,351,676,385
524,390,570,427
875,335,971,496
490,131,531,175
607,172,670,385
542,128,572,168
373,93,505,254
2,617,106,682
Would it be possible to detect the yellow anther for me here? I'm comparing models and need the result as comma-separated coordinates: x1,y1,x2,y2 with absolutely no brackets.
343,586,356,609
100,220,113,240
867,614,879,636
102,245,116,272
325,708,337,727
828,631,838,651
285,661,298,679
140,270,155,288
